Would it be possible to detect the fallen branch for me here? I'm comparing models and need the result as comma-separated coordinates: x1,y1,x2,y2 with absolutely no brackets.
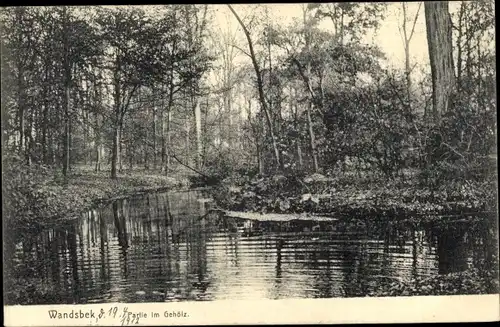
168,147,211,179
223,210,338,222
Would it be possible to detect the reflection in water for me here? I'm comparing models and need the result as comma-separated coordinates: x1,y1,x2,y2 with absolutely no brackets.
436,225,469,274
6,189,498,304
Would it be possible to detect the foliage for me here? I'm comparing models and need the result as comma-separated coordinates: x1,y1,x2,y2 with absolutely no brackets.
211,171,496,222
422,99,497,185
370,268,499,297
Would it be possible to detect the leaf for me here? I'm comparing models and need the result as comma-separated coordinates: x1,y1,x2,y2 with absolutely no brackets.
242,191,256,198
301,193,312,202
279,198,291,212
310,195,320,204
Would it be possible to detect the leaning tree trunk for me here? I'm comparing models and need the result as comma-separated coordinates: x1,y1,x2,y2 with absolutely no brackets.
424,1,456,122
228,4,282,170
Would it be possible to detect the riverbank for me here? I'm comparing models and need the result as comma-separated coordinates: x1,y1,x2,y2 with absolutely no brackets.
208,172,499,297
2,160,191,233
210,172,498,226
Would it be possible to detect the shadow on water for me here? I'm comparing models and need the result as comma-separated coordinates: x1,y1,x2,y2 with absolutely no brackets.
4,189,499,304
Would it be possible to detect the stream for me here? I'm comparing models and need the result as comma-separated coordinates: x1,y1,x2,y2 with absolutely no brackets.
5,188,498,304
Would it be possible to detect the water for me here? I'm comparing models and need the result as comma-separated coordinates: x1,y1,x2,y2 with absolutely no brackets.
5,189,497,304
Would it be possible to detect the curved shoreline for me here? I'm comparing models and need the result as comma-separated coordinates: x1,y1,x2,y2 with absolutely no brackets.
4,171,192,234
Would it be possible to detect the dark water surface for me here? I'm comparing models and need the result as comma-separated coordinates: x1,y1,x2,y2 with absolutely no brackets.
6,189,497,304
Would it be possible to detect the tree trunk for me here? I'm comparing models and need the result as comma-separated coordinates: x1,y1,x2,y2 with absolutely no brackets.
185,118,190,167
256,141,263,175
144,124,149,170
41,67,49,164
160,103,165,170
94,70,102,172
456,2,465,92
17,60,25,158
111,52,121,179
404,38,411,101
294,8,320,173
296,141,303,168
118,124,123,172
62,69,70,176
228,4,282,170
111,119,119,179
153,94,157,170
193,98,202,170
291,88,303,169
62,7,71,177
26,103,34,165
164,74,175,176
128,143,133,170
165,109,172,177
424,1,456,121
306,101,318,172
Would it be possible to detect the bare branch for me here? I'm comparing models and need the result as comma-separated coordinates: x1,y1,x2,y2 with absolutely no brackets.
230,43,251,58
408,2,423,42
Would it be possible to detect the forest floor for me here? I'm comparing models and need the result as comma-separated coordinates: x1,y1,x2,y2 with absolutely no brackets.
3,163,192,233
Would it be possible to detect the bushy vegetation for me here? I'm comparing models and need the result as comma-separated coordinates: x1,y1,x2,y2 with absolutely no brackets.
369,268,499,297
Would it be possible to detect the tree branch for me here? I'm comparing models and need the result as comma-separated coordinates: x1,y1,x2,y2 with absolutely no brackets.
230,43,251,58
408,2,423,42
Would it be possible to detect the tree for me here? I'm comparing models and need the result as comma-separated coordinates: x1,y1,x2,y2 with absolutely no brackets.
399,2,422,106
228,4,282,171
424,1,456,121
311,2,386,45
179,5,211,171
61,7,71,177
96,7,165,178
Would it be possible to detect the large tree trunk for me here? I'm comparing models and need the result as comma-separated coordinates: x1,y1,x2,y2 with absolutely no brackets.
424,1,456,121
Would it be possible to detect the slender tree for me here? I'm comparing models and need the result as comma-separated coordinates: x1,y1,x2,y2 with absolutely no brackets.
228,4,282,171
